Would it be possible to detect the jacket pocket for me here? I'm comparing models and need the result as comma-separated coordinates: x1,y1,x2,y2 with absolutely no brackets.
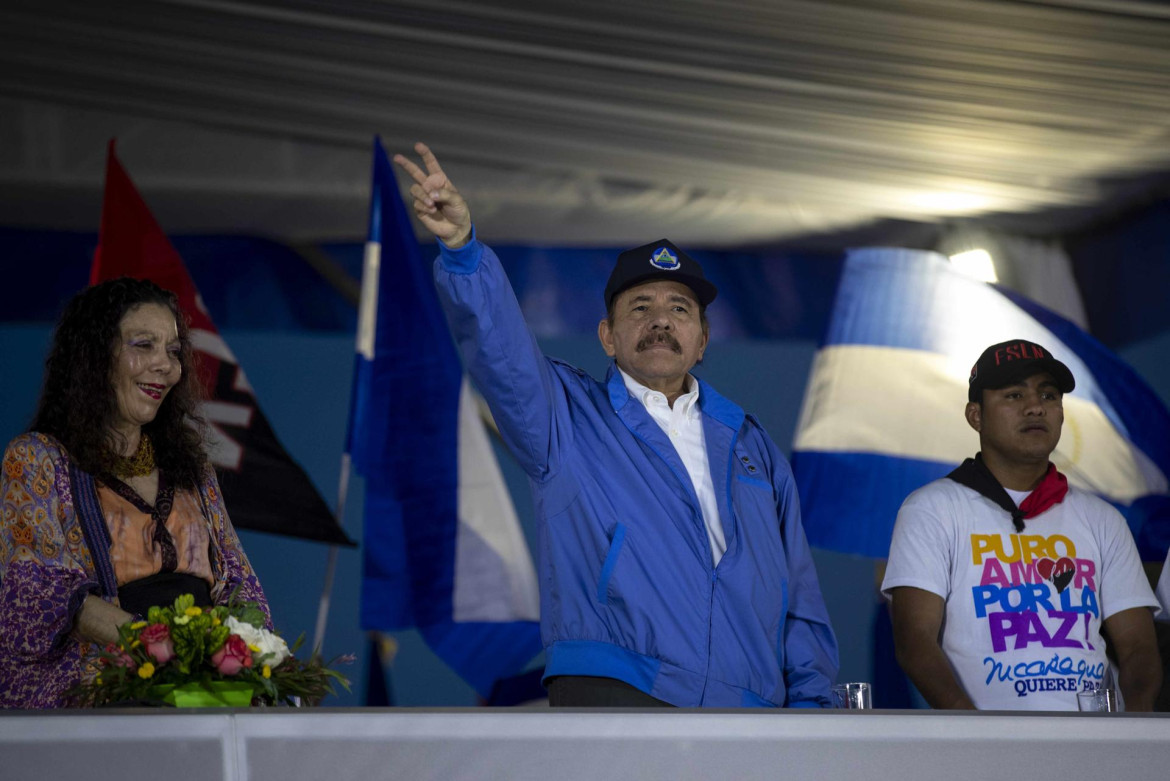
736,473,771,491
596,523,627,604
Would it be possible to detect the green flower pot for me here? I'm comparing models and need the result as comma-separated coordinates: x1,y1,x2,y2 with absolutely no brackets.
152,681,255,707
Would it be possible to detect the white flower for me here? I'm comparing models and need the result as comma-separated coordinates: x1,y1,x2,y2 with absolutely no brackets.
225,615,290,668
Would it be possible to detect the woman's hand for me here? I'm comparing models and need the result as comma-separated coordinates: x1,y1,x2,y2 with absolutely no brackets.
73,594,135,646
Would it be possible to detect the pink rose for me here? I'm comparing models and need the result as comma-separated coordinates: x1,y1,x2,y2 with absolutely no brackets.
211,634,253,676
104,642,136,671
139,623,175,665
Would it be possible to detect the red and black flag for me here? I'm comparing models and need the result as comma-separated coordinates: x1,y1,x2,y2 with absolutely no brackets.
91,141,353,546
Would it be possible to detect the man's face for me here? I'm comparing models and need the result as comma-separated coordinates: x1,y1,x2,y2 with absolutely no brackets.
598,280,709,392
965,371,1064,466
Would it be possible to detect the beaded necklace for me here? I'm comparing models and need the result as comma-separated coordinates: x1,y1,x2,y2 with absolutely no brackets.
110,433,156,479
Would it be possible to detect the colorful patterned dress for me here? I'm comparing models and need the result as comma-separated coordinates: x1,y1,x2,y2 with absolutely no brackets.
0,432,269,708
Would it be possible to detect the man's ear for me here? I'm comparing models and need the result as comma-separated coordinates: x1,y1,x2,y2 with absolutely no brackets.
965,401,982,433
598,318,616,358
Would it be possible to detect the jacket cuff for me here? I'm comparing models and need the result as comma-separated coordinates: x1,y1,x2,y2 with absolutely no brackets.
438,226,481,274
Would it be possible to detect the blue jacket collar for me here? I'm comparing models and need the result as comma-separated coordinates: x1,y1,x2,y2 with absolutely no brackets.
605,362,744,431
606,363,631,410
695,376,745,432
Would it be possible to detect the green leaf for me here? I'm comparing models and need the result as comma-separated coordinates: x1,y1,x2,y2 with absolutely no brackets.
209,625,230,651
235,604,267,629
173,593,195,614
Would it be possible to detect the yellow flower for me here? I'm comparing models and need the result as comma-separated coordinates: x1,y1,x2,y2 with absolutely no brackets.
262,665,271,679
212,616,221,626
137,662,156,679
131,639,141,648
248,644,261,653
184,606,202,617
95,675,102,685
129,621,148,630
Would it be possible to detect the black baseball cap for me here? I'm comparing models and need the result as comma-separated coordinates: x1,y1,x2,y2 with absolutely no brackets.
603,239,717,308
968,339,1075,403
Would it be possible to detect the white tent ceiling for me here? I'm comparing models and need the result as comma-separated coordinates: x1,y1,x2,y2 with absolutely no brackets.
3,0,1169,248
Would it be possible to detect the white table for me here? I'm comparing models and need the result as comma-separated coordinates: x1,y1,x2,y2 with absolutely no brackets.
3,708,1168,781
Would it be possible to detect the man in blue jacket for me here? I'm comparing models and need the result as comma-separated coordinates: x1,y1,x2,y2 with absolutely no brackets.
395,143,838,707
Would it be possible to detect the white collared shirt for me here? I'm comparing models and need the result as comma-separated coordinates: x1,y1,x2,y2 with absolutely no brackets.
619,369,726,567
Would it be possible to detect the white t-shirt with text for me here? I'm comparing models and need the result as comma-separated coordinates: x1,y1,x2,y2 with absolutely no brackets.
882,478,1158,710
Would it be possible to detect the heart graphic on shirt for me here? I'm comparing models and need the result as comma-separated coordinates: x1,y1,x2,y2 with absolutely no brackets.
1051,557,1075,593
1035,556,1076,593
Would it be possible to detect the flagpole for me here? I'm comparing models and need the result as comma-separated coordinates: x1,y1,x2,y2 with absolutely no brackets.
313,452,351,653
313,167,381,653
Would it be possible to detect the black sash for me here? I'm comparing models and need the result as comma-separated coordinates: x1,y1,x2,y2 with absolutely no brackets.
117,572,212,619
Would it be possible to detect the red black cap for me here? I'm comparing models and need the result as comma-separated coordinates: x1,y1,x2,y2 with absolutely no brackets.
603,239,717,308
968,339,1075,403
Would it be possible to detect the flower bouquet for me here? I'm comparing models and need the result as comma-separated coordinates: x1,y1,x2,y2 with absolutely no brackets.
71,594,350,707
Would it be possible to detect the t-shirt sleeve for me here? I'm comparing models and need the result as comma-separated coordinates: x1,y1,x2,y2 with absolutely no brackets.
881,485,955,602
1097,506,1160,621
1156,548,1170,623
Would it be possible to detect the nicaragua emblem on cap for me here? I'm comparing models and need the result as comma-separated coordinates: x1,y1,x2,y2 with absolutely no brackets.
648,246,680,270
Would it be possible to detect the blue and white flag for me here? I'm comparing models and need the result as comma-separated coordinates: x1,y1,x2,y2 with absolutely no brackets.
350,138,540,698
792,247,1170,561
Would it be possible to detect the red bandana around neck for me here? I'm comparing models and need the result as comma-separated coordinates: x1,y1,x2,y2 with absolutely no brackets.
1017,462,1069,519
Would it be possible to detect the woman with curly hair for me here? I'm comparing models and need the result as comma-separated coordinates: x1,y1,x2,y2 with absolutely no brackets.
0,277,269,708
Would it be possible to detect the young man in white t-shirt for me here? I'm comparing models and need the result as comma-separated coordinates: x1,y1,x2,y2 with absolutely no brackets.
882,339,1161,710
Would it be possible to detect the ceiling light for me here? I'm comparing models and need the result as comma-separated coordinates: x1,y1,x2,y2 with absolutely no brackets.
949,248,997,283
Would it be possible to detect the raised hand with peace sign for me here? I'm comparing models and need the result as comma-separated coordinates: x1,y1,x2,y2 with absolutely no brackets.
392,142,473,250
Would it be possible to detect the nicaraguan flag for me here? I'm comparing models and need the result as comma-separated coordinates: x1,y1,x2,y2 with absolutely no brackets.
350,138,540,698
792,248,1170,561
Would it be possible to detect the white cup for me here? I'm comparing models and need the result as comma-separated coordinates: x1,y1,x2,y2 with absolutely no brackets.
1076,687,1117,713
831,682,872,709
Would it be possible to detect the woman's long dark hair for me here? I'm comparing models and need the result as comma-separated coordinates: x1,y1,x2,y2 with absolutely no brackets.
31,277,208,488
